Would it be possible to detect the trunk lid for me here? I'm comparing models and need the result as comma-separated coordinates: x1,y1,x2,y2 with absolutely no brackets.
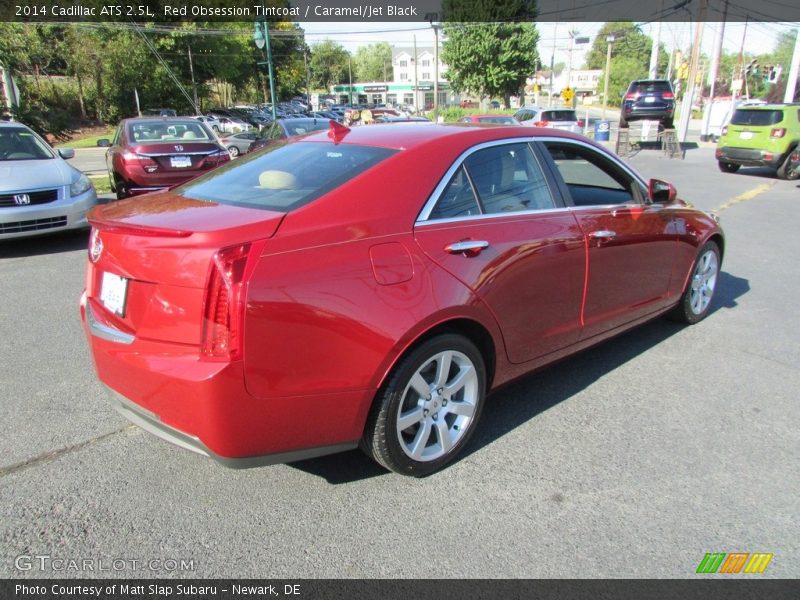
85,192,284,346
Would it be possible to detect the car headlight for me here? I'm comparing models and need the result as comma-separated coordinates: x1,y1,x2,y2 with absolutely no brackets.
70,173,94,197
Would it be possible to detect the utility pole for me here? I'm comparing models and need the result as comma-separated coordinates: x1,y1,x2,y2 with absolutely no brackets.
678,0,706,143
432,23,440,112
187,44,199,114
649,20,661,79
733,17,748,102
602,36,614,121
549,23,558,108
304,49,311,109
413,35,418,112
784,28,800,103
348,57,353,105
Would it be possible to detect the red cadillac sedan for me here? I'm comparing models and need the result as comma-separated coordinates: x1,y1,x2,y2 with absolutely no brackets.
81,123,724,476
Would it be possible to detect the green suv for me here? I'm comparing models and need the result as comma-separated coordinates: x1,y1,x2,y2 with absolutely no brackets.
716,104,800,180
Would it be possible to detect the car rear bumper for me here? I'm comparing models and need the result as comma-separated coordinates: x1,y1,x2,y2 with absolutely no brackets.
109,390,357,468
716,146,785,167
81,298,364,466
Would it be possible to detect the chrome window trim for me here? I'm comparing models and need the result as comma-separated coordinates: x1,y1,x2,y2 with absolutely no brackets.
416,205,574,227
416,137,557,224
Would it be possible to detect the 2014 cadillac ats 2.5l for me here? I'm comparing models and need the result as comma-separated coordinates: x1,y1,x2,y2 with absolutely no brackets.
81,122,724,476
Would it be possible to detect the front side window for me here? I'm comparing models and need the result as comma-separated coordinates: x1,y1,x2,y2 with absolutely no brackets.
541,141,637,206
426,143,555,219
178,141,397,212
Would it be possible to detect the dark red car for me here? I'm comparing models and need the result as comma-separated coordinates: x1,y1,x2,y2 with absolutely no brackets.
81,123,724,476
101,117,230,199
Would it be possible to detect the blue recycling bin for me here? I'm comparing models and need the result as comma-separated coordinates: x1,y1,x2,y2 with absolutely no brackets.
594,120,610,141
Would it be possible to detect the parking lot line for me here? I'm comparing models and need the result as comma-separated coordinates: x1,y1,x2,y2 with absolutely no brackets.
714,181,776,213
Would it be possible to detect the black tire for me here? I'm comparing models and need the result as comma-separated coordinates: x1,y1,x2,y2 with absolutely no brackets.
718,161,740,173
776,152,800,180
661,118,674,129
669,241,721,324
115,177,129,200
228,146,239,158
361,333,487,476
619,114,629,129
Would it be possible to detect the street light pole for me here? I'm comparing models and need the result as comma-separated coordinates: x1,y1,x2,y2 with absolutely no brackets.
602,35,614,121
253,12,278,121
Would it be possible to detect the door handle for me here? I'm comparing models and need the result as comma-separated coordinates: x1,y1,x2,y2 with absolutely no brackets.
589,230,616,240
444,240,490,256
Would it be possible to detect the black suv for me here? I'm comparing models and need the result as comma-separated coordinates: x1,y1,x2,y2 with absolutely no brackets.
620,79,675,129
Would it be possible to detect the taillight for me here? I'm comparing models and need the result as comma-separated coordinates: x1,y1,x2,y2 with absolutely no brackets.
661,92,674,99
577,119,585,127
204,149,231,167
533,120,549,127
770,128,786,138
625,92,639,100
122,151,158,172
201,240,266,361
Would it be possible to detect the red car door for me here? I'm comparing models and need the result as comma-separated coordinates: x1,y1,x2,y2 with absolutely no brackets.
414,141,586,364
538,139,676,339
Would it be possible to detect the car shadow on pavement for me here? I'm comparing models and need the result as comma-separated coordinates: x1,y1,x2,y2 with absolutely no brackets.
289,270,750,485
0,229,90,258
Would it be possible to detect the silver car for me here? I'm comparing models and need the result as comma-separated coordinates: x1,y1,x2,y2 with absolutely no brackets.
0,121,97,239
513,106,584,134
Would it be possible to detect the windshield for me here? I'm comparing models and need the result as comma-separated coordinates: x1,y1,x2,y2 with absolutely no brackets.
178,141,397,212
730,109,783,126
0,126,55,161
127,120,214,143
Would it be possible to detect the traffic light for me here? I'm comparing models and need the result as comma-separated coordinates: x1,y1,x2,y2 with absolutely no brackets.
763,65,773,82
769,66,783,84
744,59,758,76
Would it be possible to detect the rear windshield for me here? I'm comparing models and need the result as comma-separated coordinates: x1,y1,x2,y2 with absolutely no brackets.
178,141,397,212
730,109,783,126
542,110,577,122
478,116,518,124
630,81,672,93
128,121,213,143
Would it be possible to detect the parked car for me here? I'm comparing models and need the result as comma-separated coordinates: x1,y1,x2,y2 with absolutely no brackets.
619,79,675,129
375,116,431,123
219,131,258,157
81,123,724,476
459,114,520,125
514,106,584,133
191,115,222,133
143,108,177,118
715,103,800,180
100,117,230,199
0,121,97,239
459,100,479,108
248,117,331,152
208,115,251,134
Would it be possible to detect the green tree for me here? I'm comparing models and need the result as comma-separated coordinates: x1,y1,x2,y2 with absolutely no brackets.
585,22,668,106
442,24,539,106
353,42,393,82
309,40,351,90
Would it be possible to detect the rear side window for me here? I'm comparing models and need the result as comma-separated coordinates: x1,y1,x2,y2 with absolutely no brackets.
730,109,783,126
178,141,396,212
542,110,577,121
427,143,555,219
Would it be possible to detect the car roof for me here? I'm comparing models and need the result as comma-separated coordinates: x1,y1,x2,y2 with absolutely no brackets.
294,122,588,151
0,121,33,129
735,103,793,110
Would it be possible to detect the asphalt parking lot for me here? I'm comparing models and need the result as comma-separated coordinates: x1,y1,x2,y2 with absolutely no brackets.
0,145,797,579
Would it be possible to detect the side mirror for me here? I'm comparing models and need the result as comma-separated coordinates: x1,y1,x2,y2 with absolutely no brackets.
649,178,677,204
96,139,111,148
58,148,75,159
